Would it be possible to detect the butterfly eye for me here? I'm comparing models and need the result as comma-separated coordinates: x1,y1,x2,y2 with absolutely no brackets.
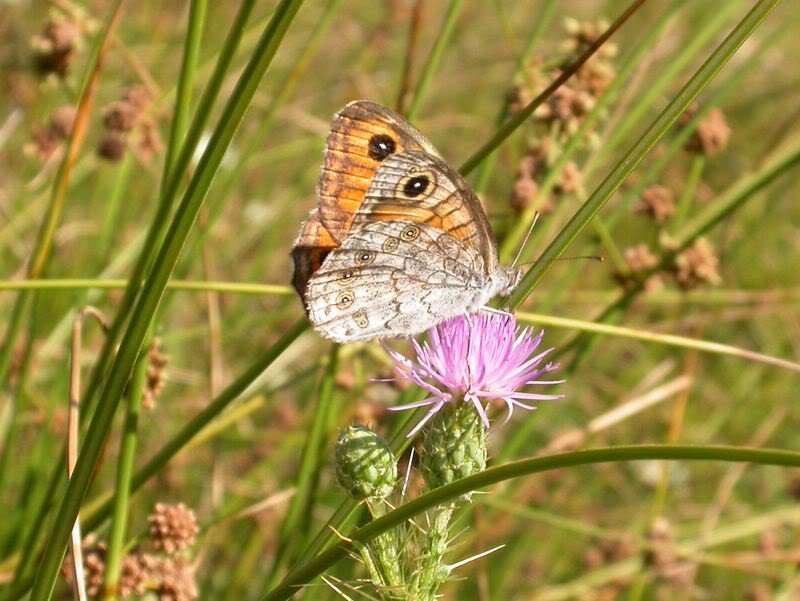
400,225,420,241
356,250,375,265
403,175,430,198
368,134,396,161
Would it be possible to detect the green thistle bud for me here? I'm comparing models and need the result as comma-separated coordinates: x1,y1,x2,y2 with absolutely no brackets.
421,402,487,493
335,425,397,501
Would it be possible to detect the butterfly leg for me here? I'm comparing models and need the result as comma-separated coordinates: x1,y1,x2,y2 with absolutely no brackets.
479,305,514,317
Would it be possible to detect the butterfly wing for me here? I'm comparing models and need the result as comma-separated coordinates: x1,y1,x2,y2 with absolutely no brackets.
351,151,500,275
318,101,441,243
305,220,488,343
290,209,339,301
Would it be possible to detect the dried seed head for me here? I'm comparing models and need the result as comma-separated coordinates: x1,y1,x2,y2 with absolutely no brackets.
119,553,150,597
674,238,721,289
686,108,731,156
61,535,106,598
153,556,198,601
143,337,168,411
644,517,674,568
123,85,152,110
556,161,583,195
136,119,164,162
97,133,127,162
639,185,676,225
50,106,77,138
624,244,659,273
24,105,76,162
104,101,140,133
147,503,198,554
510,176,539,213
32,15,81,78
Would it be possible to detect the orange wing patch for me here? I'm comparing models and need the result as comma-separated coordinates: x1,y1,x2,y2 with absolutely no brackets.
317,101,439,243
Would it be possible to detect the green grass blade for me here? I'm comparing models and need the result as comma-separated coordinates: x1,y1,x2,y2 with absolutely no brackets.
458,0,648,177
0,0,125,391
473,0,558,193
264,345,340,590
101,351,147,601
517,311,800,373
405,0,465,120
263,445,800,601
498,0,686,262
80,320,307,534
162,0,208,181
508,0,781,309
28,2,306,598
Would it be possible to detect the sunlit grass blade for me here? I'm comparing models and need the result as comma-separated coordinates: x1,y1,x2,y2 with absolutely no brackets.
516,311,800,373
264,345,340,590
0,0,125,391
509,0,782,309
458,0,648,177
498,0,687,262
405,0,464,120
263,445,800,601
28,2,306,598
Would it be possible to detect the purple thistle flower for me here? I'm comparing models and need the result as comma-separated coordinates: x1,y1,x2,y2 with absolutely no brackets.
383,313,564,437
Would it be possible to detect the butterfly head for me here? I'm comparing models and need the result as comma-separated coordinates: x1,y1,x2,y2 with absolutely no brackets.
493,265,522,297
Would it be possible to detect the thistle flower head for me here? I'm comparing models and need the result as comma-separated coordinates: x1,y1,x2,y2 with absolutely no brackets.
385,313,564,437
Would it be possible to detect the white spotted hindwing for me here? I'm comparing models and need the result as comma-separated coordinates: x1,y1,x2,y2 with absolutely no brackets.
305,221,489,343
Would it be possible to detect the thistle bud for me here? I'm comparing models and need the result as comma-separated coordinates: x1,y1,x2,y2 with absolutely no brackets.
335,425,397,501
421,403,487,494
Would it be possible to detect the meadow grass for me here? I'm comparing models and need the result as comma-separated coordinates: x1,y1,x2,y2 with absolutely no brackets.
1,1,799,600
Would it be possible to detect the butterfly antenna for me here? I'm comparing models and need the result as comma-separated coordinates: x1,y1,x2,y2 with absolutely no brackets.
511,211,540,268
519,255,604,267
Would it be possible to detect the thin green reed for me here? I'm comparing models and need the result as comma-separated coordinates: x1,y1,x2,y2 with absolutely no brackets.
5,4,259,594
600,1,744,157
162,0,208,181
205,0,344,236
102,352,148,601
77,0,258,427
0,0,124,392
80,321,308,535
264,345,340,590
508,0,781,309
263,445,800,601
28,2,307,599
555,130,800,368
102,3,209,589
473,0,558,194
405,0,465,121
498,0,687,263
458,0,649,177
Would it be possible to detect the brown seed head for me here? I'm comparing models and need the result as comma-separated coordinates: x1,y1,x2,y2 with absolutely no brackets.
640,185,676,225
32,16,81,78
104,101,140,133
153,556,198,601
61,535,107,598
686,108,731,156
147,503,198,554
143,338,168,410
674,238,721,289
97,133,127,162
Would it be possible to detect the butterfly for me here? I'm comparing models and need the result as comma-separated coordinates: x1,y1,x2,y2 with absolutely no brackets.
291,100,521,343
